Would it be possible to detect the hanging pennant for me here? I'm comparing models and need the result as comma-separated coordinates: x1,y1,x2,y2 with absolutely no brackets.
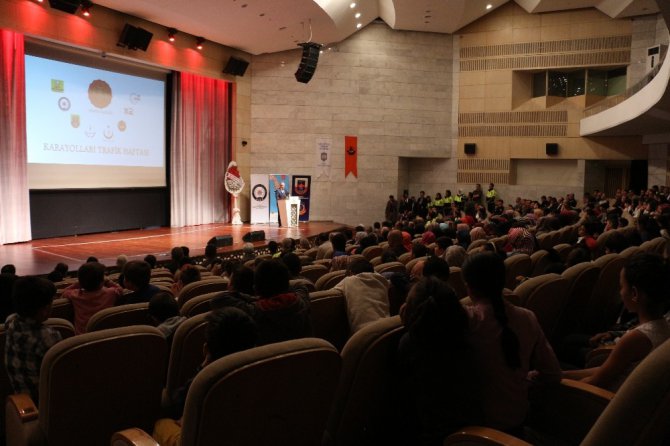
345,135,358,178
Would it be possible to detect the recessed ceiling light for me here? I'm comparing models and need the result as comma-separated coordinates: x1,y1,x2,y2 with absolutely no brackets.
356,23,362,28
355,12,361,18
486,4,492,9
279,26,287,30
425,15,431,18
350,2,356,8
259,13,265,17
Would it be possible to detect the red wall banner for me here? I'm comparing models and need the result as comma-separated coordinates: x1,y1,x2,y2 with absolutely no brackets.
345,135,358,178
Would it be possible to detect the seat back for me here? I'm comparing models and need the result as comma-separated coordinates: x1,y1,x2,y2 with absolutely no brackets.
300,264,329,284
448,267,468,300
361,245,383,260
374,261,405,275
49,298,74,322
557,262,601,337
397,252,412,264
513,274,570,343
530,250,550,277
582,338,670,446
619,245,642,259
640,236,668,258
504,254,532,289
180,338,341,446
43,318,76,339
315,270,346,291
178,279,229,308
588,254,625,333
467,239,489,253
37,326,167,446
553,243,574,263
309,290,350,351
86,303,151,332
326,316,405,446
179,292,219,317
290,278,316,292
165,312,210,399
405,256,427,275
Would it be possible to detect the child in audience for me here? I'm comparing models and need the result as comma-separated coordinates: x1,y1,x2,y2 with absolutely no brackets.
397,277,481,445
118,260,160,305
171,265,201,298
62,262,123,334
5,276,62,402
153,307,258,446
46,262,69,283
148,292,186,345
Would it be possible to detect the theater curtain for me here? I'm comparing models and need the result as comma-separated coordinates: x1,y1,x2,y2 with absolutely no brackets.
170,72,231,227
0,30,31,244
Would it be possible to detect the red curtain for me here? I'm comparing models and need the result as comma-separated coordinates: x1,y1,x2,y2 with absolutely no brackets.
170,72,232,227
0,30,31,244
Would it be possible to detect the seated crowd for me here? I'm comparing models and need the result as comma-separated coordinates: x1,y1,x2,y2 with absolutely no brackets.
2,183,670,444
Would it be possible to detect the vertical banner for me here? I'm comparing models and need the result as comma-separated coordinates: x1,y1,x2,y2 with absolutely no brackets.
316,137,331,179
292,175,311,222
269,174,290,224
250,174,270,224
345,135,358,178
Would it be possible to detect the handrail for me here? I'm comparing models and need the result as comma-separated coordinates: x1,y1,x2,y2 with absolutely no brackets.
583,58,665,117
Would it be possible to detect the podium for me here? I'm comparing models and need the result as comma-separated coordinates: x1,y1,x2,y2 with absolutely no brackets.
278,196,301,227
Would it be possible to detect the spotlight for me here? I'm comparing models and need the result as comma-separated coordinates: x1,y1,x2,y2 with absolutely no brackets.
81,0,92,17
167,28,178,42
196,37,205,50
349,2,356,8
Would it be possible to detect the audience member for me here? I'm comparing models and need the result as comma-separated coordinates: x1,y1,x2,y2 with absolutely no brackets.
118,260,160,305
144,254,158,269
62,262,122,334
1,264,16,274
148,292,186,345
332,258,390,334
46,262,68,283
5,276,62,403
171,265,201,298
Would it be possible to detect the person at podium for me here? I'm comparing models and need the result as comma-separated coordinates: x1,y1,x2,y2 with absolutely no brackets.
275,182,289,226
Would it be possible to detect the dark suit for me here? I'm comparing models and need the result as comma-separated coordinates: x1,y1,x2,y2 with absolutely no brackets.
275,187,288,226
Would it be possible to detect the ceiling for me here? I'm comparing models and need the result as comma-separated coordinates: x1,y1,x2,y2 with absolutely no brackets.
92,0,660,55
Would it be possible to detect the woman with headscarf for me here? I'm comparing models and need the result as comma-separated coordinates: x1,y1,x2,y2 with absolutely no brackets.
445,245,467,267
470,227,487,242
507,227,536,256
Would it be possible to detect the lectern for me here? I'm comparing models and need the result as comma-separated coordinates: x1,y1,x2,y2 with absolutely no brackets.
278,196,301,227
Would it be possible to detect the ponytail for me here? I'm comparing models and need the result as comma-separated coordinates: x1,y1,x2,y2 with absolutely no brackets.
490,292,521,369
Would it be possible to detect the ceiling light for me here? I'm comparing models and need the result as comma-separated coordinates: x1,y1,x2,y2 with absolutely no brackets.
167,28,177,42
355,12,361,18
356,23,362,29
196,37,205,50
80,1,92,17
486,4,493,9
350,2,356,8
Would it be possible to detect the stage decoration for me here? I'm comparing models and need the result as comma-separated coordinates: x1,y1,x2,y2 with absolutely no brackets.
345,135,358,178
269,174,290,224
316,137,331,179
224,161,245,225
292,175,311,222
250,174,270,224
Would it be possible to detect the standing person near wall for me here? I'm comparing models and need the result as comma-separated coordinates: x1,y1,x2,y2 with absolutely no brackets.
486,183,498,214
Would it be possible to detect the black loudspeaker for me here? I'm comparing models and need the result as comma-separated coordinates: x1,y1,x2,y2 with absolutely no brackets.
223,57,249,76
295,42,322,84
546,143,558,156
48,0,81,14
117,24,153,51
242,230,266,243
464,143,476,155
208,235,233,248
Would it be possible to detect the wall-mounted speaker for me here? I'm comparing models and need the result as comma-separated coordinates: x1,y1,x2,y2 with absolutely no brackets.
208,235,233,248
242,230,266,243
295,42,322,84
464,143,476,155
48,0,81,14
117,24,153,51
223,57,249,77
546,143,558,156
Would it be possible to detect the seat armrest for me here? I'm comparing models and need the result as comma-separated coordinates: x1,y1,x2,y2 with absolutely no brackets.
110,428,159,446
585,345,615,368
527,378,614,445
444,426,531,446
7,394,38,422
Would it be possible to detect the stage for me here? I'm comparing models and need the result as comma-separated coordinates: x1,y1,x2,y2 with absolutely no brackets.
0,222,348,276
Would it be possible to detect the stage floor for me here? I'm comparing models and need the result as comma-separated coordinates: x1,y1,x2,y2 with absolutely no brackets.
0,222,347,276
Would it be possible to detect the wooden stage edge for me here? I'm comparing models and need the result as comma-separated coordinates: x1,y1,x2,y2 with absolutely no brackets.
0,221,349,277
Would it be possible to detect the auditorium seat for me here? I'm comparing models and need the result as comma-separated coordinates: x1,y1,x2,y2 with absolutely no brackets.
405,256,427,275
177,279,229,308
587,254,625,333
466,239,489,253
324,316,404,446
640,236,668,257
86,303,151,332
361,245,383,260
556,262,601,338
619,245,642,259
513,273,570,344
300,264,329,284
397,252,412,264
553,243,574,262
290,278,316,292
152,283,174,295
49,297,74,322
445,337,670,446
150,269,173,280
43,317,76,339
503,254,532,290
529,249,550,277
6,326,167,446
369,256,382,266
163,312,209,410
179,292,218,317
303,247,318,260
374,261,405,275
113,338,341,446
448,266,468,300
309,289,350,351
314,270,346,291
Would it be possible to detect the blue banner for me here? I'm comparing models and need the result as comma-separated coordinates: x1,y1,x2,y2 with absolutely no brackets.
292,175,311,222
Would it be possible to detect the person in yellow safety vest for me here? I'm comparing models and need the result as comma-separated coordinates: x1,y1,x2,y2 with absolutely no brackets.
431,192,444,209
454,190,464,210
444,190,454,205
486,183,497,213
